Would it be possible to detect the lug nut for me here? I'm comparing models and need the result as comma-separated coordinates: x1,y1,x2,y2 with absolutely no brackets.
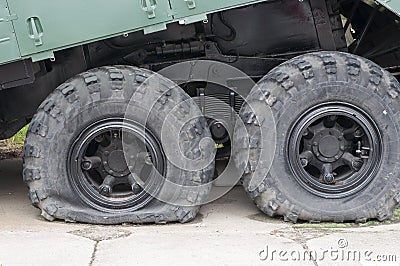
145,155,152,165
81,161,92,170
300,158,308,167
99,185,112,196
322,163,335,184
132,184,142,194
324,174,335,183
95,135,104,143
352,160,363,171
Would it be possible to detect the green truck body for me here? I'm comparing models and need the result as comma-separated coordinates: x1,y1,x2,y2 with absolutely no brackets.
1,0,399,65
1,0,269,64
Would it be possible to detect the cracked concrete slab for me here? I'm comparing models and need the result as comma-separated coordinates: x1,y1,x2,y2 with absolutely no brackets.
0,232,94,266
90,188,295,266
306,229,400,266
0,159,399,266
91,230,311,266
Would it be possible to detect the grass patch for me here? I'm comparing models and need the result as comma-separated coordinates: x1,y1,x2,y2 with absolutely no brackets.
0,124,28,159
2,124,29,147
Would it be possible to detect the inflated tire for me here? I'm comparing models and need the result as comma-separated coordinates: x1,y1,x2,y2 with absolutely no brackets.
234,51,400,223
23,66,214,224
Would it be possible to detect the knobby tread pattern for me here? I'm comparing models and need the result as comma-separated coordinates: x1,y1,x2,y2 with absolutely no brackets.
23,66,214,224
235,51,400,223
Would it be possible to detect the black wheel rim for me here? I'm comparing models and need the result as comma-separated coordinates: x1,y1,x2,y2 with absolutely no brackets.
68,118,165,212
287,103,382,198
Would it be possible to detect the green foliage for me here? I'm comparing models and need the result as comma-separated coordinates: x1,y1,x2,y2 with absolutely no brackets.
2,124,28,147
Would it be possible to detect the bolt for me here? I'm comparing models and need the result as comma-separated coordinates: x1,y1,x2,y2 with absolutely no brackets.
145,155,152,165
300,158,308,167
313,142,318,146
324,174,335,183
104,151,110,157
352,160,363,171
99,185,112,196
95,135,104,143
132,184,142,194
81,161,92,171
338,136,343,141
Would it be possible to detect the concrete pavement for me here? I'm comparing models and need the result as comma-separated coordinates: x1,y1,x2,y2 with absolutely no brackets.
0,159,399,266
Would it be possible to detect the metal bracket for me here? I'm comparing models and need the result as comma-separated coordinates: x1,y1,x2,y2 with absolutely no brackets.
30,50,55,62
179,13,207,25
184,0,196,9
141,0,157,19
143,23,167,34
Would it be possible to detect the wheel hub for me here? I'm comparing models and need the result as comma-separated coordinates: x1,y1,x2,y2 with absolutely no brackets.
311,128,345,163
319,135,340,157
287,104,382,198
68,119,165,212
103,150,129,176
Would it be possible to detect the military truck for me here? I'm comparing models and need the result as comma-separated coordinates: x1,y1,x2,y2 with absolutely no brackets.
1,0,400,224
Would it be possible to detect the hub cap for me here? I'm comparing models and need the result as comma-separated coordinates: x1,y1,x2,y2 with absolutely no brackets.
287,103,382,198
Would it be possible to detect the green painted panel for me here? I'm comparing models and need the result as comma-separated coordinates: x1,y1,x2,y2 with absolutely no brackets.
7,0,173,58
376,0,400,17
169,0,269,21
2,0,269,63
0,0,20,63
